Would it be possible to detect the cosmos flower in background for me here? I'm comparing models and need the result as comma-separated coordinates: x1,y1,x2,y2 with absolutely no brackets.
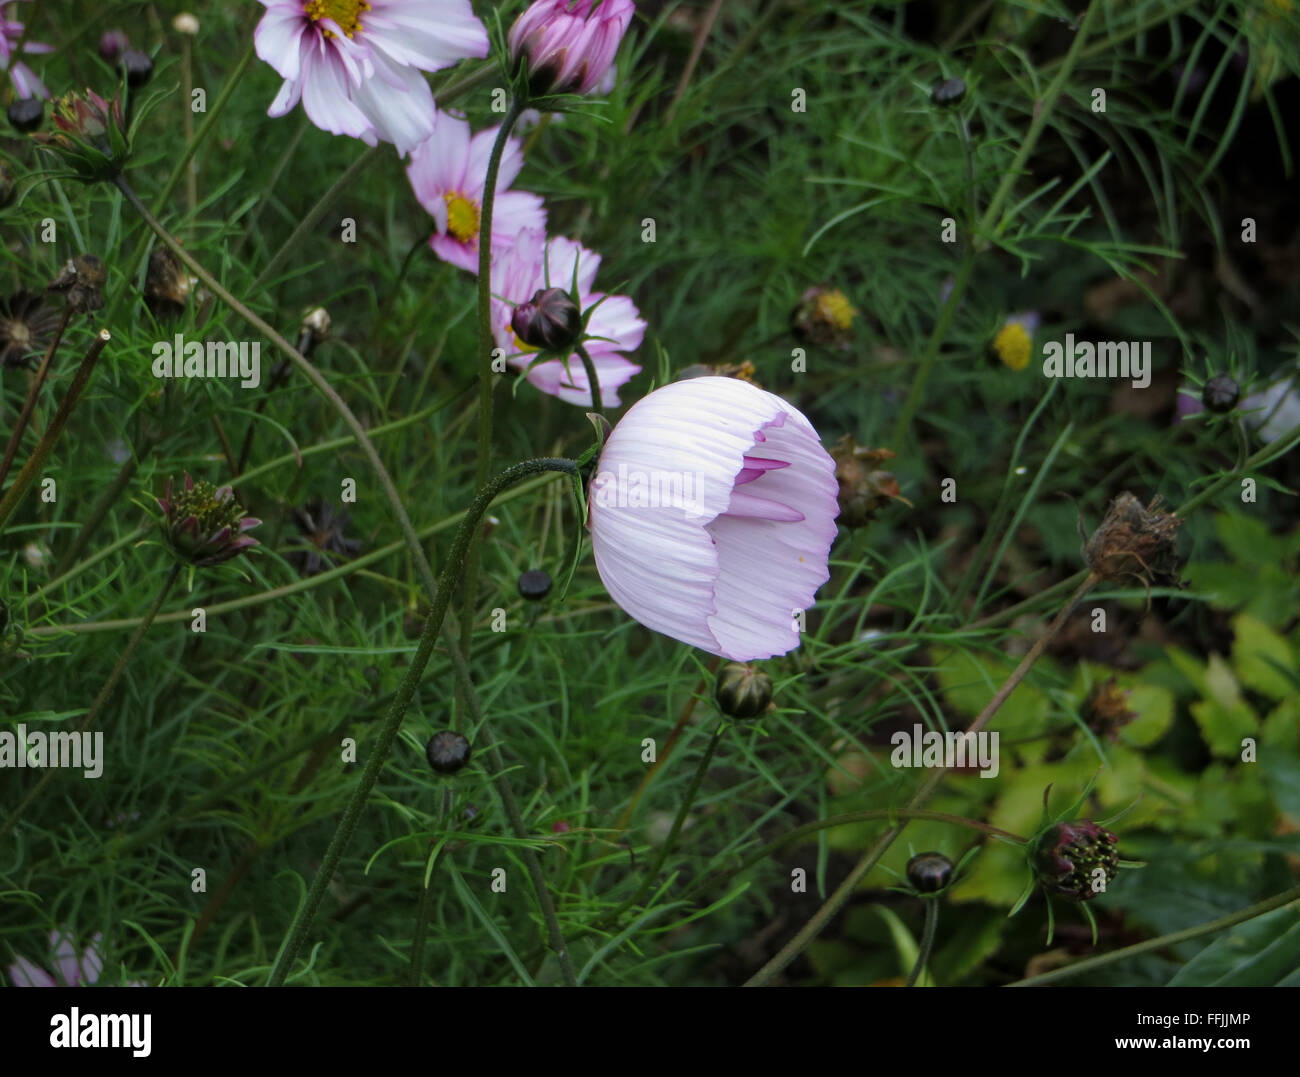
253,0,488,155
1,0,51,100
406,111,546,273
492,230,645,407
6,929,143,987
1242,372,1300,445
588,376,840,661
508,0,634,97
991,310,1041,371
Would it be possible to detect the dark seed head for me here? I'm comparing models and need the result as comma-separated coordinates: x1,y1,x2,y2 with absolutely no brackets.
1202,374,1240,414
1032,820,1119,901
8,97,44,133
906,852,954,893
931,76,966,107
518,569,553,601
121,49,154,88
714,662,774,719
426,730,472,775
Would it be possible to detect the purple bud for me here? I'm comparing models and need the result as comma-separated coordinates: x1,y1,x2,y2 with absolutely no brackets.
99,30,130,65
511,287,582,352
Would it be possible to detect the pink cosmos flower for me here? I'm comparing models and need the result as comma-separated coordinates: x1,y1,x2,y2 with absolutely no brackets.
406,111,546,274
254,0,488,155
588,377,839,661
492,230,644,407
1,0,52,99
508,0,634,96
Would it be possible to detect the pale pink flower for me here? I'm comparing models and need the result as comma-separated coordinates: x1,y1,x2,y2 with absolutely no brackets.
7,929,147,987
491,230,644,407
588,377,839,661
406,111,546,274
254,0,488,155
508,0,633,96
1,0,52,100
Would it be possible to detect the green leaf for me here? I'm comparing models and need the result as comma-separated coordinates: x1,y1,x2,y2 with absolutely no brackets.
1230,613,1296,700
1167,903,1300,986
1189,654,1258,757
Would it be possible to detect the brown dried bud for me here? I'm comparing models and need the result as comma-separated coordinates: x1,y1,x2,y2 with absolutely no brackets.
1083,492,1182,589
48,254,107,315
1082,676,1137,742
144,247,191,322
676,359,760,385
829,435,909,527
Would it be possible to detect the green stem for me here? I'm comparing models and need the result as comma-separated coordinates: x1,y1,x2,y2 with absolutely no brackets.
0,561,180,842
0,329,111,534
890,1,1101,445
620,721,725,919
906,898,939,988
461,96,527,713
265,458,578,987
574,342,603,416
743,573,1096,986
1007,885,1300,987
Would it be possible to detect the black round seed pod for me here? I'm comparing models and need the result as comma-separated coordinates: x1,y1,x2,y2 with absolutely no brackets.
1202,374,1240,414
426,730,472,775
714,662,773,719
518,569,553,601
121,49,154,88
931,77,966,107
8,98,43,133
906,852,954,893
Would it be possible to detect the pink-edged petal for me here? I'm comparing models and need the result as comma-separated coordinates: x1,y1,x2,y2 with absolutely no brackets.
352,50,436,155
300,50,374,141
734,457,792,485
518,351,640,407
430,232,477,273
253,6,308,82
8,958,57,987
584,292,645,354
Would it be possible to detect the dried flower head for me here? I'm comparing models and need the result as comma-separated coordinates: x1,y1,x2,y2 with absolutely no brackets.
157,474,260,567
829,435,909,527
1082,676,1138,742
1082,492,1182,589
791,285,857,350
288,498,360,576
676,359,760,385
144,247,191,322
47,254,107,315
0,291,60,369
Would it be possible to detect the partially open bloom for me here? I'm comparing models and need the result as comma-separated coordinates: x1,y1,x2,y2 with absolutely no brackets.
588,377,839,661
254,0,488,155
492,230,644,407
508,0,634,97
406,111,545,273
1031,820,1119,901
157,475,261,567
1,1,51,100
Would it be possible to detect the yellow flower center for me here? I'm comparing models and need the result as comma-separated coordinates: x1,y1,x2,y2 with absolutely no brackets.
304,0,370,39
993,322,1032,371
817,289,856,331
444,192,481,243
511,330,540,354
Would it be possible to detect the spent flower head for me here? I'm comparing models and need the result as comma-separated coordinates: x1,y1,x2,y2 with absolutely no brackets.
156,474,261,567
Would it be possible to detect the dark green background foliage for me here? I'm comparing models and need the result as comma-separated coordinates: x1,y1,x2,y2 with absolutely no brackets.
2,0,1298,986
